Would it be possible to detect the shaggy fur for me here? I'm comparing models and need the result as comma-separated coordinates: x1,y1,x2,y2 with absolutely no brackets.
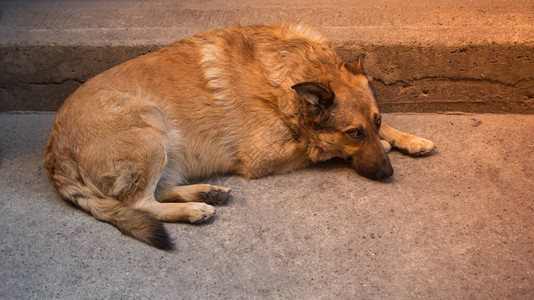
44,23,434,250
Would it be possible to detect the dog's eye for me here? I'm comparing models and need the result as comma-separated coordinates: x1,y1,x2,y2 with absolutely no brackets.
345,128,364,139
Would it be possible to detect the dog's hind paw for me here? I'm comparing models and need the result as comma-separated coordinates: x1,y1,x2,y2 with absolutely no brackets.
187,203,216,224
199,188,231,205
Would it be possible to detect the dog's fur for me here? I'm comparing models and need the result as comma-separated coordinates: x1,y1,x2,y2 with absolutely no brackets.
44,23,434,250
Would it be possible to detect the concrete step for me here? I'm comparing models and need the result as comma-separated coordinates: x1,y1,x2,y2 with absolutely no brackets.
1,0,533,112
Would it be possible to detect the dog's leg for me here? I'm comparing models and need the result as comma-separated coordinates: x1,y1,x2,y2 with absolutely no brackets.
156,184,231,205
134,196,216,224
380,123,435,156
132,171,217,224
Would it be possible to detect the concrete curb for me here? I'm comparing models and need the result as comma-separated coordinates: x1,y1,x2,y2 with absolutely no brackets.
1,0,533,112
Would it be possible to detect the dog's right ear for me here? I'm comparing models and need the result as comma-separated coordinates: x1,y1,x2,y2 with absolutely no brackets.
345,54,366,75
291,82,335,109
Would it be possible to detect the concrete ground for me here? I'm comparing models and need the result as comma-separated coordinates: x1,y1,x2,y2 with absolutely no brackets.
1,112,533,299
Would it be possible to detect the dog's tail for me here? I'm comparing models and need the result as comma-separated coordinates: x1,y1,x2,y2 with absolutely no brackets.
73,193,174,250
44,149,174,250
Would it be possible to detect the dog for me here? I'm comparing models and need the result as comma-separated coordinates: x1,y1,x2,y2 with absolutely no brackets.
44,23,434,250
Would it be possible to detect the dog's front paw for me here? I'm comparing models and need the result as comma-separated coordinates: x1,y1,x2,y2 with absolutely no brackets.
381,140,392,153
400,136,435,156
199,187,231,205
187,203,216,224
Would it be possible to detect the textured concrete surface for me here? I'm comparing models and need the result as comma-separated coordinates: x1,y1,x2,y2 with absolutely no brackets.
1,112,533,299
1,0,533,112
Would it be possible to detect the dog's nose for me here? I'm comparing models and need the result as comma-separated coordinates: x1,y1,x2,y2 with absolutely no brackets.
353,162,394,181
375,163,394,180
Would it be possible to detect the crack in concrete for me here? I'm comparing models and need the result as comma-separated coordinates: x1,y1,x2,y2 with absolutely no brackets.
372,76,532,88
25,78,85,86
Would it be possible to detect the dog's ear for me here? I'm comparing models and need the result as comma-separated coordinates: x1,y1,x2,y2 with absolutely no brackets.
291,82,335,108
345,53,366,75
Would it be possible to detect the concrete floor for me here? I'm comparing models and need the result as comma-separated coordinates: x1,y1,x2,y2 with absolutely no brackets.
1,112,533,299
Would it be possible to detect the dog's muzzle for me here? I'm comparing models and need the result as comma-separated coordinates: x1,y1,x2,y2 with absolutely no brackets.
352,157,393,181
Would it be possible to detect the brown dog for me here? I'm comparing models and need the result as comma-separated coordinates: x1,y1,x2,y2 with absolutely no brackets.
44,23,434,250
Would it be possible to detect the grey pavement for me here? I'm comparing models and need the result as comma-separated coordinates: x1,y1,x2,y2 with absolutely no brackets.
1,0,533,112
1,112,533,299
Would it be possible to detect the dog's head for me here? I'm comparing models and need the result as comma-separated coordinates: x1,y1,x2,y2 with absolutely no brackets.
292,54,393,180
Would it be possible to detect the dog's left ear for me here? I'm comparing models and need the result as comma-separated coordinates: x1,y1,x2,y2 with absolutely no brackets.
291,82,335,108
345,54,366,75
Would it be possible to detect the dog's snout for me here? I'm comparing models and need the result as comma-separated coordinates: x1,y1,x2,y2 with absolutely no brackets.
355,162,393,181
375,163,393,180
352,153,393,181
